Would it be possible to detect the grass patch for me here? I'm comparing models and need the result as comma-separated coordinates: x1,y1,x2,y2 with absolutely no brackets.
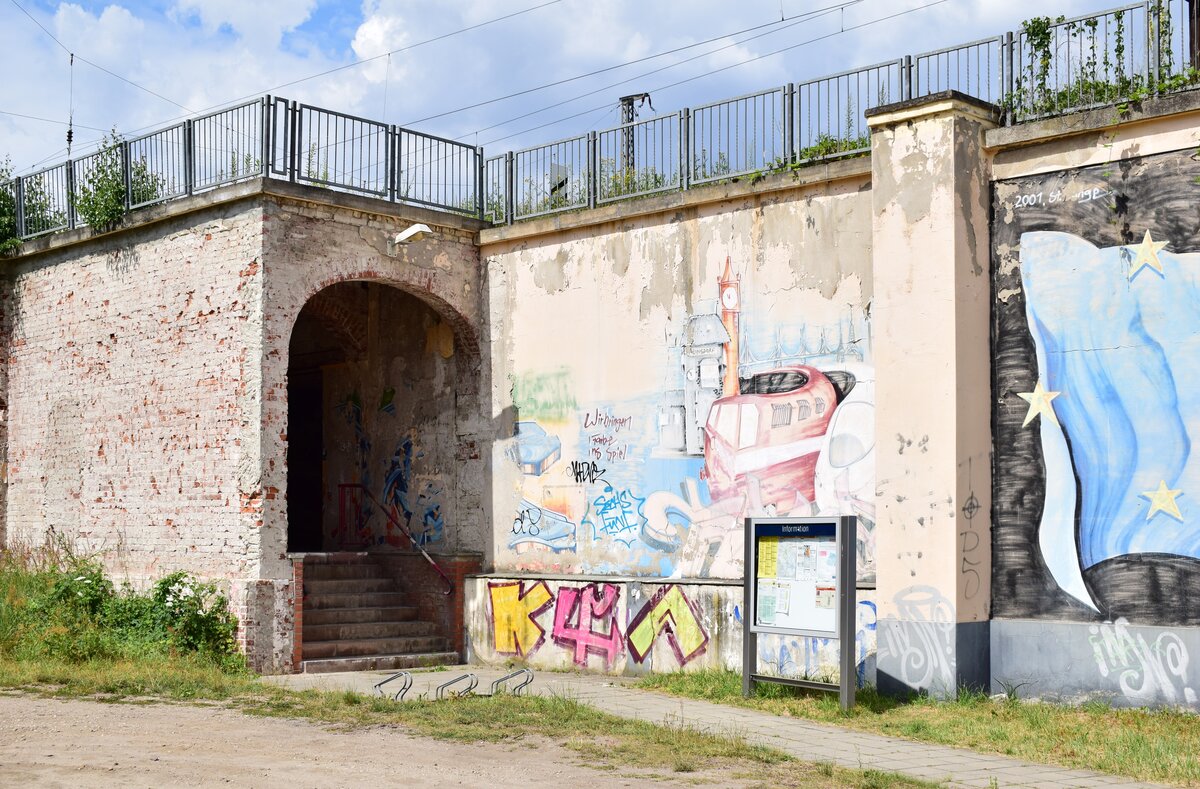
637,669,1200,786
0,656,933,789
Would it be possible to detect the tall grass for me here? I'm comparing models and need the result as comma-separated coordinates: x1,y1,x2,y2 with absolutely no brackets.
0,542,244,672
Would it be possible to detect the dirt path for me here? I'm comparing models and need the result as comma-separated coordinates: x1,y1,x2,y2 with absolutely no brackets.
0,695,707,788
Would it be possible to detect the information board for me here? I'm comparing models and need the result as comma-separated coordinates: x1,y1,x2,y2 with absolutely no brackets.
743,515,857,709
753,522,840,636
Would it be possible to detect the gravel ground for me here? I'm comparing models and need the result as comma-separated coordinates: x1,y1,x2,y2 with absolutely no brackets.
0,694,712,788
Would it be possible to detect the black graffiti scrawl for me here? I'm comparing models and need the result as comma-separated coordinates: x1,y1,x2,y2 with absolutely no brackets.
992,147,1200,626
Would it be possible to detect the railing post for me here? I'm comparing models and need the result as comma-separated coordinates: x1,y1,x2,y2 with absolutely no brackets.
504,150,514,226
184,119,194,196
1150,0,1163,86
475,146,485,219
122,141,132,213
1003,31,1015,124
902,55,913,101
66,161,76,231
680,108,691,190
587,130,597,210
782,84,794,165
288,101,299,183
14,176,24,239
260,96,270,178
388,125,398,202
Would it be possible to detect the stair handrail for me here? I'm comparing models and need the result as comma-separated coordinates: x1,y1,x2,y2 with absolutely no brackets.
343,482,455,596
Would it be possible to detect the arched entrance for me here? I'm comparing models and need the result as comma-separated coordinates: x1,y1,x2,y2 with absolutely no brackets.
286,280,462,553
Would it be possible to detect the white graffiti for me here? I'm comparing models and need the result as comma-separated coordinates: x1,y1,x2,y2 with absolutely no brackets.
1088,619,1198,705
880,585,955,693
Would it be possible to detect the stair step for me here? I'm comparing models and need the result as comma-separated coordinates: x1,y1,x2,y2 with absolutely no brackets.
301,553,375,565
304,592,408,610
302,606,419,625
302,636,451,660
303,563,392,581
304,578,398,595
302,620,438,642
301,651,460,674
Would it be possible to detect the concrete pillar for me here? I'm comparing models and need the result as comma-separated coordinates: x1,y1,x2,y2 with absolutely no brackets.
867,92,996,696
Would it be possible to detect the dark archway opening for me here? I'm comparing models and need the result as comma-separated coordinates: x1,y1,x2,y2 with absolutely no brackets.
285,281,461,553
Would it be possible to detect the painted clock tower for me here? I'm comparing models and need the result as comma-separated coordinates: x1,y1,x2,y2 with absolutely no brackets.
718,256,740,397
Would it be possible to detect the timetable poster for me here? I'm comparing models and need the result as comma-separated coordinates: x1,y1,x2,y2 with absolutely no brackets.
754,534,838,633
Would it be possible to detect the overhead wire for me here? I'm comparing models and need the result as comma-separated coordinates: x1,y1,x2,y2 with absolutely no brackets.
404,0,862,127
13,0,565,173
461,1,852,141
479,0,952,148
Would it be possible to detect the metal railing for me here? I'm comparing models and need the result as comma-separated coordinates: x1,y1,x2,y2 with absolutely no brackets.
1,1,1195,241
690,86,786,185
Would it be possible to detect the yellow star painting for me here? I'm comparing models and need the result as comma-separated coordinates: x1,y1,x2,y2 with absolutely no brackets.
1124,229,1169,280
1017,381,1061,428
1141,480,1184,521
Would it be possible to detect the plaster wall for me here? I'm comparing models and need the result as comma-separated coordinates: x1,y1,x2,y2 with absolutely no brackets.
989,107,1200,707
869,98,996,696
481,174,877,589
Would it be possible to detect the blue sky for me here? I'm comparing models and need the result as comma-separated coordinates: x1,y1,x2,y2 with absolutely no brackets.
1,0,1105,175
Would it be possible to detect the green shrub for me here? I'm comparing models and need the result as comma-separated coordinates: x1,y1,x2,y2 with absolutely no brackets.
0,549,241,669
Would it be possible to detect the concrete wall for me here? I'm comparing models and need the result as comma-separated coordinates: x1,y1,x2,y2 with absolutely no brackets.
481,167,877,587
464,575,878,684
988,95,1200,706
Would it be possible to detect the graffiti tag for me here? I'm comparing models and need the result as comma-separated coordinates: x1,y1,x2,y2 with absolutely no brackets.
551,583,623,668
489,581,554,657
1089,619,1198,706
626,585,709,664
584,483,645,545
568,460,607,485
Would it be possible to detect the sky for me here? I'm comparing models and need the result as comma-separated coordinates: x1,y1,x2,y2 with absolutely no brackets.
0,0,1107,176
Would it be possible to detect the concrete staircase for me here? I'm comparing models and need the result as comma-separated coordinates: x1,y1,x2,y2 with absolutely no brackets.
299,554,457,674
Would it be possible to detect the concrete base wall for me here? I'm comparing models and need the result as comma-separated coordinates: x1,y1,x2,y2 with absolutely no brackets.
465,574,878,684
991,619,1199,708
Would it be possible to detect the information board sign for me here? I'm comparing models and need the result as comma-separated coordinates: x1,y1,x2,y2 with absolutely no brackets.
742,516,856,709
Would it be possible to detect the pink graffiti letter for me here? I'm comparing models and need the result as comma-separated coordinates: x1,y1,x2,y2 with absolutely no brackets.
551,583,624,668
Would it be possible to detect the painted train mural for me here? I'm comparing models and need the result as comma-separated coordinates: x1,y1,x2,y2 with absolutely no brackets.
504,257,877,583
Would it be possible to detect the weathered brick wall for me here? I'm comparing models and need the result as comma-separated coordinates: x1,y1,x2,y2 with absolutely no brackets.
2,199,270,655
1,184,490,673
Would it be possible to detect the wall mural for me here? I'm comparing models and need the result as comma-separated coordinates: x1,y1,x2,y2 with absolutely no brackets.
992,148,1200,625
504,257,876,582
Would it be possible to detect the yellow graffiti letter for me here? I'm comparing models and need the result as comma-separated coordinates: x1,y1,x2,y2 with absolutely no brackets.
489,581,554,657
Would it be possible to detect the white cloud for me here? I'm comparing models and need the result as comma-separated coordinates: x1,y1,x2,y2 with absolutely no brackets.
170,0,319,48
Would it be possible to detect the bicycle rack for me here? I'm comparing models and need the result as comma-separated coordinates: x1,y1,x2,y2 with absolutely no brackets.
435,672,479,700
373,670,413,701
489,668,535,696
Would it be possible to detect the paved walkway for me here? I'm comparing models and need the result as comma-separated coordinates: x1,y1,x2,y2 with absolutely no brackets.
267,667,1161,789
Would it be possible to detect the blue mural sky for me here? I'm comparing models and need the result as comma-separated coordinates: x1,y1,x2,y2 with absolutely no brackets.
3,0,1106,176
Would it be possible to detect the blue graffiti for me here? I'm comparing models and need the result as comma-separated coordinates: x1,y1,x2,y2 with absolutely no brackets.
382,438,444,545
583,482,646,546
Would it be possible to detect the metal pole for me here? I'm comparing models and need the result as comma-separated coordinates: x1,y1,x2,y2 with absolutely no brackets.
587,131,597,210
902,55,913,101
122,140,132,213
838,515,858,711
260,96,270,178
1191,0,1200,69
742,517,755,698
184,119,194,196
1003,31,1015,124
14,177,24,239
782,85,794,165
504,150,514,226
680,109,690,190
66,161,76,230
475,146,485,219
288,101,299,183
1151,1,1163,85
387,126,398,202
